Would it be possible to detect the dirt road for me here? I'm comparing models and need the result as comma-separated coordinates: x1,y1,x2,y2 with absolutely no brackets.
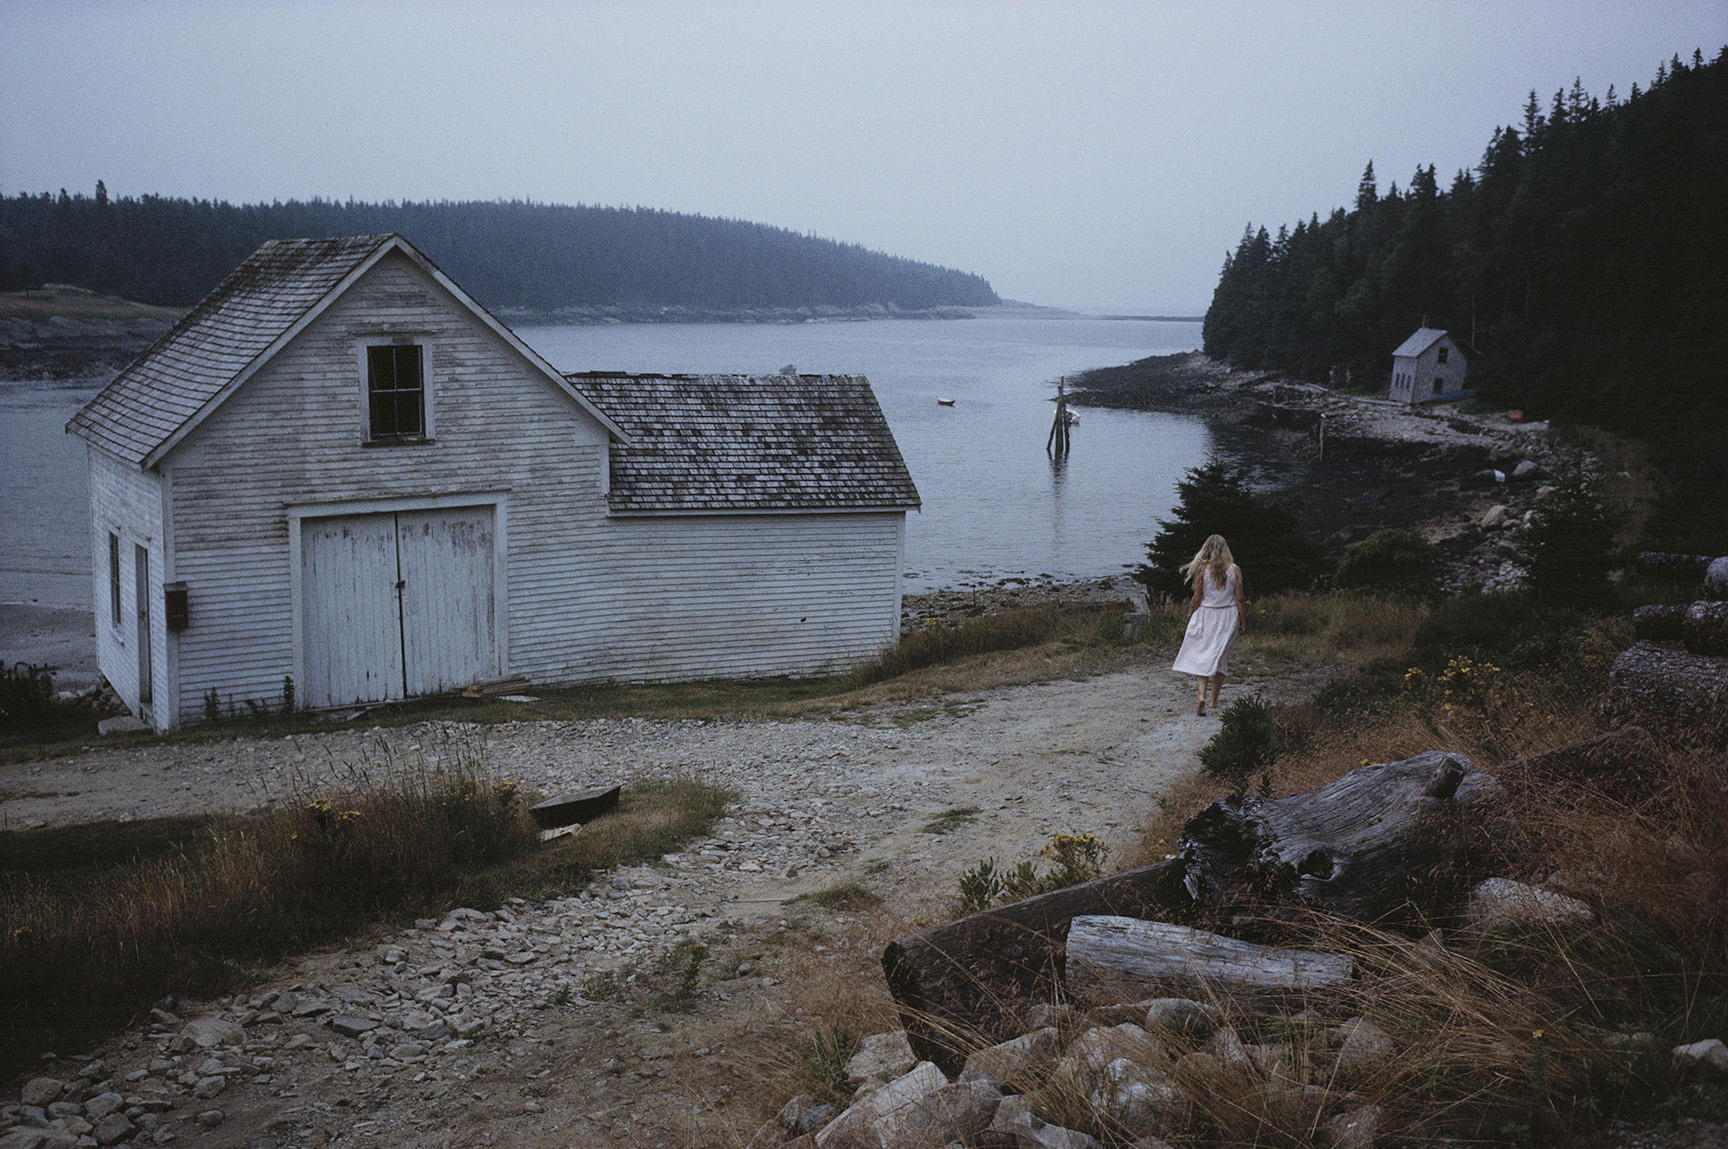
1,657,1260,1148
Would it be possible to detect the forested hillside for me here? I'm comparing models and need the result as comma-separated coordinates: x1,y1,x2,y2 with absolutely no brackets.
1203,49,1727,463
0,195,1000,314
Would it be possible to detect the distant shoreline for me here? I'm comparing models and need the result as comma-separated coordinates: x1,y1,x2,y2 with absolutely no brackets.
495,302,980,327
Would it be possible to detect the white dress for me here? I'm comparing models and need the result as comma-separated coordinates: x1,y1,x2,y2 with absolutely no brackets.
1172,565,1240,677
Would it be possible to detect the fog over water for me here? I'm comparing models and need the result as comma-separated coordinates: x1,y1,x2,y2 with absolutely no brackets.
0,313,1207,609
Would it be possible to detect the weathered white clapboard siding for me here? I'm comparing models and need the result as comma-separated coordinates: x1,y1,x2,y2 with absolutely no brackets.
86,445,166,718
521,512,906,683
161,253,612,724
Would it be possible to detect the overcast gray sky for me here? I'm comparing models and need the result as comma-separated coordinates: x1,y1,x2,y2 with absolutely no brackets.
2,2,1722,311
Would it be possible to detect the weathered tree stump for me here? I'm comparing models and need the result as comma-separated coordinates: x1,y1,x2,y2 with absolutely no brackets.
1065,917,1353,1006
1179,750,1507,923
881,860,1190,1071
1601,641,1728,745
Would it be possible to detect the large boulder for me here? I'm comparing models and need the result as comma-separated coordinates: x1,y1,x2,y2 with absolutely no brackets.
1140,998,1223,1042
815,1061,1001,1149
1672,1038,1728,1079
18,1079,67,1108
180,1015,246,1049
985,1095,1103,1149
959,1026,1062,1091
843,1030,916,1089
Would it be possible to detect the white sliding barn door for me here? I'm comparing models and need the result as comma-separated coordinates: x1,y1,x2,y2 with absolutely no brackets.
398,508,497,696
300,507,498,708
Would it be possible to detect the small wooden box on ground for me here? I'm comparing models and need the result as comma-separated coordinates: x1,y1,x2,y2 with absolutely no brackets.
530,785,621,830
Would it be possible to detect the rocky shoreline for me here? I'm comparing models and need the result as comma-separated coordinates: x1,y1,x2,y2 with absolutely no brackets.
1068,352,1592,595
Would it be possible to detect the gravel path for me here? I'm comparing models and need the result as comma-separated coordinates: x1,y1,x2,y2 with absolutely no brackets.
2,661,1242,1148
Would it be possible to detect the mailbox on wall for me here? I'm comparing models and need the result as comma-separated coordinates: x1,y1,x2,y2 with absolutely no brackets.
165,582,189,631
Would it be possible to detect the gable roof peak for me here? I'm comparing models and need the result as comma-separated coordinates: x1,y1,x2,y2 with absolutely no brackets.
68,233,623,465
1391,326,1454,359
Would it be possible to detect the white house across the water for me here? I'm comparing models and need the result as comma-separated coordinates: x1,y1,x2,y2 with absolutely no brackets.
67,234,920,729
1388,326,1470,403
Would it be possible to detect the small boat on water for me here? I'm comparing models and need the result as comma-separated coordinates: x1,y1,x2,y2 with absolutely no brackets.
936,398,956,406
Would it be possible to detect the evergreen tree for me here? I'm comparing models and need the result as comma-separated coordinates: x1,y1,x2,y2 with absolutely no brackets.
1134,459,1322,599
1524,474,1620,610
0,194,1001,311
1196,48,1728,544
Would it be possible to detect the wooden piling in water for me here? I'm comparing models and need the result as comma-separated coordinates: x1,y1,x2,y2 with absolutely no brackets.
1047,377,1073,455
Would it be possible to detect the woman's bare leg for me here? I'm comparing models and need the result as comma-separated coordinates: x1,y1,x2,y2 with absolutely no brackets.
1209,674,1225,709
1194,676,1207,716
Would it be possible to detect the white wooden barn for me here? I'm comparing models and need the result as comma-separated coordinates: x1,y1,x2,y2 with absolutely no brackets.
1388,326,1470,403
67,234,920,730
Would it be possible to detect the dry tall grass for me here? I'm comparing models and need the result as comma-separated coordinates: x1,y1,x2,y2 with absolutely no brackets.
848,604,1146,687
0,745,732,1081
1110,600,1728,1142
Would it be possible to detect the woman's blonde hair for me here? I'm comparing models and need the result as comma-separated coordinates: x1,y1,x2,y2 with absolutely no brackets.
1180,534,1234,588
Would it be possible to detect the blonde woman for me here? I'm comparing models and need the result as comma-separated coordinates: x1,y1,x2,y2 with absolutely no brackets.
1171,534,1246,715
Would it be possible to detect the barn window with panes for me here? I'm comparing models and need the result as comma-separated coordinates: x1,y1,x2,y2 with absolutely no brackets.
367,344,426,441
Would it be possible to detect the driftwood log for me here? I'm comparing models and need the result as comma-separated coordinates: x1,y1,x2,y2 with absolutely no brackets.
1065,917,1353,1006
1635,552,1728,600
1632,602,1728,654
1495,725,1660,786
882,860,1190,1071
1634,603,1687,641
1636,551,1714,577
882,751,1506,1069
1602,641,1728,744
1179,750,1507,923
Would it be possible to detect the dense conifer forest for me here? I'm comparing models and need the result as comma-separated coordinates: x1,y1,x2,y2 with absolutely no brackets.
0,195,1000,313
1202,48,1727,518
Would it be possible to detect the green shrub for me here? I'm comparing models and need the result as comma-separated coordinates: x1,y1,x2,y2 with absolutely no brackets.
799,1025,861,1105
957,832,1109,911
1334,528,1440,600
1525,474,1621,610
1411,589,1589,673
1199,694,1281,796
1314,656,1408,719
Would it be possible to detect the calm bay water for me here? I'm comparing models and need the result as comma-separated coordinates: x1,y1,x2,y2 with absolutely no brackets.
0,312,1205,608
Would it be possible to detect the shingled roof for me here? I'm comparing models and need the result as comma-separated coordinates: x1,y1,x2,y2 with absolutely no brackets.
1392,327,1457,359
68,234,621,466
566,373,921,514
